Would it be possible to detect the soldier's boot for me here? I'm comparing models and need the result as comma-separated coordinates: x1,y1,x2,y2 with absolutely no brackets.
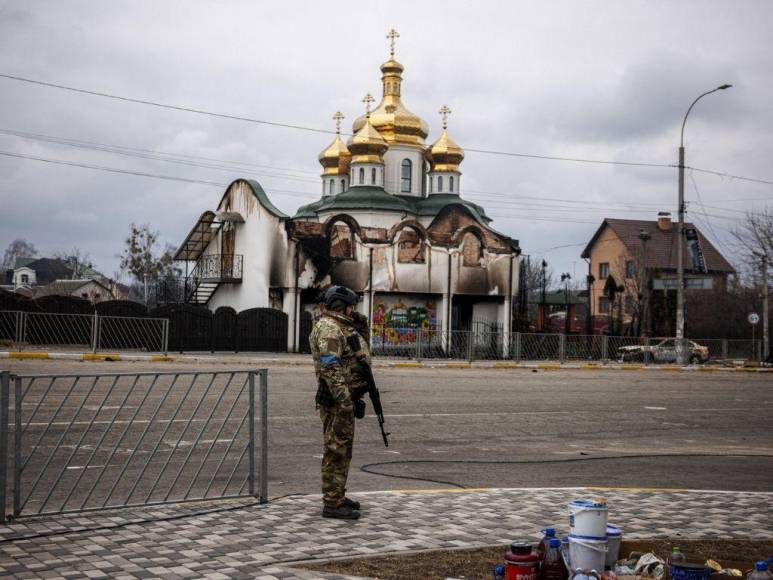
322,503,360,520
341,497,360,510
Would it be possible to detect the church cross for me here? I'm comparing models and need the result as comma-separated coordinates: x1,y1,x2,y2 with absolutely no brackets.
386,28,399,58
333,111,344,134
439,105,451,130
363,93,375,117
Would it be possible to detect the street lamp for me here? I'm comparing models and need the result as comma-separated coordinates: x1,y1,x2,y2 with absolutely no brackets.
676,83,732,363
561,273,572,334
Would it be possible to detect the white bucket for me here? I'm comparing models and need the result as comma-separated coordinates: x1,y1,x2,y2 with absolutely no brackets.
569,535,608,572
568,498,608,539
605,524,622,567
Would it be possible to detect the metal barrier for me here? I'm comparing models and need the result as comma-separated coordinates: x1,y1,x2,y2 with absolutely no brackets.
0,369,268,522
2,311,169,354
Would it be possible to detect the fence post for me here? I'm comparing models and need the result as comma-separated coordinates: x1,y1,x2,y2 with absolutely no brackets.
248,372,256,498
721,339,728,360
13,375,21,518
515,332,521,362
601,335,609,361
258,369,268,504
559,334,566,363
163,319,169,355
0,371,9,523
91,313,98,353
467,330,474,362
16,312,26,352
415,328,422,362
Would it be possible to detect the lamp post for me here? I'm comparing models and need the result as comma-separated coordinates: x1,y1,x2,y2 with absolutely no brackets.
561,273,572,334
676,83,732,363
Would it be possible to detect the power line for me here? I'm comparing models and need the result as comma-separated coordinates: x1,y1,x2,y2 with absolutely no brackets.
5,71,772,184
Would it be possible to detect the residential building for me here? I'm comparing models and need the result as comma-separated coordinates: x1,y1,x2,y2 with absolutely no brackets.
581,212,735,334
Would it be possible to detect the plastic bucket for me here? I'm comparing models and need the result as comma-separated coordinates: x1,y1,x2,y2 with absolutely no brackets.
605,524,622,567
569,535,607,572
569,499,608,538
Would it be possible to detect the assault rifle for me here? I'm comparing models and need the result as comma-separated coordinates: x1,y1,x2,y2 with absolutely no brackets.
346,334,390,447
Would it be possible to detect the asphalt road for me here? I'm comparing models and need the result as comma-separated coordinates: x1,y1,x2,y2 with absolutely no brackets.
2,359,772,518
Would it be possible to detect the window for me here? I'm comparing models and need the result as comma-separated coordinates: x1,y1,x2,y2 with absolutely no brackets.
401,159,412,192
328,179,334,195
462,232,483,267
330,222,355,259
397,227,425,263
449,175,454,192
371,167,376,185
438,176,443,192
598,296,611,314
359,167,364,184
340,179,346,193
20,274,29,284
625,260,635,279
624,295,634,314
599,262,609,279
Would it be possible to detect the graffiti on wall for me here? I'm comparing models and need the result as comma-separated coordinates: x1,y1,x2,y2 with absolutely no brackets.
372,295,439,345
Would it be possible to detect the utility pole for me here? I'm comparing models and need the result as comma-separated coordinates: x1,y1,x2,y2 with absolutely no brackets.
762,253,770,361
676,84,732,364
541,259,547,331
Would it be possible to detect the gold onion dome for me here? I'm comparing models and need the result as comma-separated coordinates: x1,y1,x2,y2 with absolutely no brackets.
351,29,429,147
347,94,388,164
318,111,351,176
427,105,464,172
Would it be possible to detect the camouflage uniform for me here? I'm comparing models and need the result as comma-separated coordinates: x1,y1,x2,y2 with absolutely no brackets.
309,310,371,507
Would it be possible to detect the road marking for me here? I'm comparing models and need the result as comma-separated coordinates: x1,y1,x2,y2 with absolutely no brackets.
644,406,667,410
66,465,106,470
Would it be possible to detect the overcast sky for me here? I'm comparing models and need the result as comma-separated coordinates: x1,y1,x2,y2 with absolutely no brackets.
1,1,771,284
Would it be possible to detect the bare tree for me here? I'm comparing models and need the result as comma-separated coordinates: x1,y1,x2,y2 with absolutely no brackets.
1,238,37,270
731,209,773,283
119,224,180,303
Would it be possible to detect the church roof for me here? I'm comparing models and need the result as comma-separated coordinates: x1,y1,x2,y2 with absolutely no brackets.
294,188,491,224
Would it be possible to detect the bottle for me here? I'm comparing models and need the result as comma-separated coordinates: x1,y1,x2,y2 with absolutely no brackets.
538,528,557,556
748,561,771,580
540,538,569,580
670,548,686,564
493,564,506,580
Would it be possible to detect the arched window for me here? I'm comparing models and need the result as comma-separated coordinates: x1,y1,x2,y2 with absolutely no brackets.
449,175,454,192
462,232,483,267
401,159,412,192
330,222,355,260
397,227,425,263
371,167,376,185
359,167,364,184
438,176,443,192
340,178,346,193
328,179,334,195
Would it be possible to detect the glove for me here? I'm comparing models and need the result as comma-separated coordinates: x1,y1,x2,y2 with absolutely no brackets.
354,399,366,419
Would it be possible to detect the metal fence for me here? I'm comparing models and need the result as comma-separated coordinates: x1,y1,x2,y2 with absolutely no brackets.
0,369,268,522
370,328,763,363
0,311,169,353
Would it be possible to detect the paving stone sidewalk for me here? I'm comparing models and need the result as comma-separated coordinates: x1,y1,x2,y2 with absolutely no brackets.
1,488,771,579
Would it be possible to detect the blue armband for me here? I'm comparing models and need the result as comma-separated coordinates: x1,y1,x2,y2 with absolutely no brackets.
320,354,340,366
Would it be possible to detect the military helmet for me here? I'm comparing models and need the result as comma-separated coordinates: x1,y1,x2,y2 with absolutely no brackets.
323,285,359,311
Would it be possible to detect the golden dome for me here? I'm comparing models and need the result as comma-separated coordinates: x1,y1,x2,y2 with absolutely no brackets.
347,95,388,164
427,106,464,172
351,58,429,148
318,111,352,176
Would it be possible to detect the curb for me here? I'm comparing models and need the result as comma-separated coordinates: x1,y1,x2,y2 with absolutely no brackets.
1,351,770,372
0,351,175,362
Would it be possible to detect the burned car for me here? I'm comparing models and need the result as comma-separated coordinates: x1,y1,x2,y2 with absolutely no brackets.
618,338,709,364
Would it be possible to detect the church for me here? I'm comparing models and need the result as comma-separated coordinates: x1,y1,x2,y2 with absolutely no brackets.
173,30,521,353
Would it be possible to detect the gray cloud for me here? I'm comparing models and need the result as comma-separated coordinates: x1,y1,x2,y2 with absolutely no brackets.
0,0,770,282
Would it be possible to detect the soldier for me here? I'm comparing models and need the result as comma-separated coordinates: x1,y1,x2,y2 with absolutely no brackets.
309,285,370,519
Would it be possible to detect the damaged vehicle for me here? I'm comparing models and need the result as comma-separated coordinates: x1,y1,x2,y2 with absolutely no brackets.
618,338,709,364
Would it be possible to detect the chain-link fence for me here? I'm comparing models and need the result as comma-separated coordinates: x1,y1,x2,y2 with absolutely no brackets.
1,311,168,353
370,329,763,364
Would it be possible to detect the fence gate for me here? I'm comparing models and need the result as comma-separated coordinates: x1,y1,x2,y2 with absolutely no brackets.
0,369,268,522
